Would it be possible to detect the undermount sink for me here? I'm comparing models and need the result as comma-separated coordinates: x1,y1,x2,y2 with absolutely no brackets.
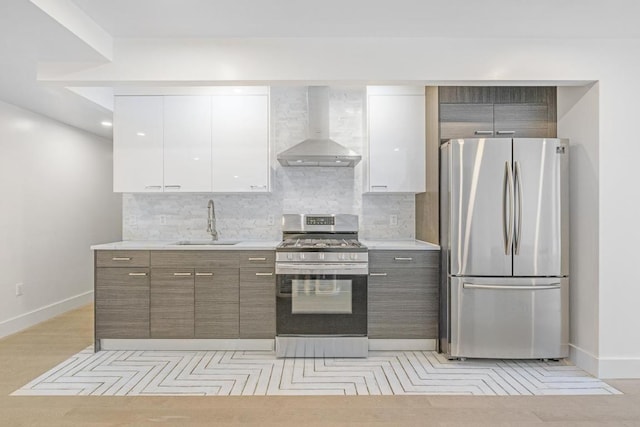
174,240,240,246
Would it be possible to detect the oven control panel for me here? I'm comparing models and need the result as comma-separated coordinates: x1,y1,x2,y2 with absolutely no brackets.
306,216,335,226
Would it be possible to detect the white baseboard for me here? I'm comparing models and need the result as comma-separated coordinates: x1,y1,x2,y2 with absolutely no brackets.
598,357,640,379
0,291,93,339
100,339,275,351
569,343,599,377
368,339,437,351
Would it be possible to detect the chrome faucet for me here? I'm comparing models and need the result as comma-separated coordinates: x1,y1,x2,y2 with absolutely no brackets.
206,199,218,241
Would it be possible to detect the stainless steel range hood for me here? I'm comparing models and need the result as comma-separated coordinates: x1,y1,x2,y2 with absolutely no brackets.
277,87,361,167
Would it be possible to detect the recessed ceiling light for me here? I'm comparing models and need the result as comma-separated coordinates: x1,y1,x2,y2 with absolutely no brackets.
101,121,112,127
136,132,146,137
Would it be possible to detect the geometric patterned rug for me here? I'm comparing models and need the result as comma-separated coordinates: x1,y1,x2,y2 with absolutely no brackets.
12,347,620,396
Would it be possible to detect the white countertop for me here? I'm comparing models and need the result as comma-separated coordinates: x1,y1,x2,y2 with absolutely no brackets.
91,240,280,251
360,239,440,251
92,239,439,251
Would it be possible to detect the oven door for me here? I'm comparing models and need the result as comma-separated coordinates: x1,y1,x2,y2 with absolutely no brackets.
276,272,367,336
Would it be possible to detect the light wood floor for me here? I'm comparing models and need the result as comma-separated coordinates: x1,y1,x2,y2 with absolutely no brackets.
1,305,639,426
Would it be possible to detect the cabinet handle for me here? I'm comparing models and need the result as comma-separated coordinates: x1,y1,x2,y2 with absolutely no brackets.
173,272,192,276
370,273,388,276
371,185,387,190
248,257,267,261
394,257,413,261
496,131,516,135
112,257,132,261
474,130,493,135
250,185,267,190
195,272,214,276
128,272,147,276
144,185,162,190
255,272,273,276
164,185,182,190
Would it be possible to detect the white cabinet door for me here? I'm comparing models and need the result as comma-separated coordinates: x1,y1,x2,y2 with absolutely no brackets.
367,93,426,193
113,96,164,192
211,95,269,192
163,96,212,192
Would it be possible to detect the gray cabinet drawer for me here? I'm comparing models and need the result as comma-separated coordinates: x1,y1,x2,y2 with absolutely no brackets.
494,104,551,138
150,250,239,269
369,250,438,269
239,250,275,268
96,250,150,267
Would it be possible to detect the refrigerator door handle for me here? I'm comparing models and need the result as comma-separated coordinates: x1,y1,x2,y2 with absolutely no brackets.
503,161,514,255
463,283,561,291
514,160,523,255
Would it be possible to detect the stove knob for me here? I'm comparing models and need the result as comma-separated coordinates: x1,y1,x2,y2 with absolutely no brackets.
319,253,325,260
339,253,346,261
299,253,305,260
350,253,357,260
287,253,293,260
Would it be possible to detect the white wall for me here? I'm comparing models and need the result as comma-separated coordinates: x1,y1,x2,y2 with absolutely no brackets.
45,36,640,377
558,84,600,375
0,100,121,338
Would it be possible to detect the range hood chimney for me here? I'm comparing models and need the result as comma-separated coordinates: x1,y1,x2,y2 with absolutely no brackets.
277,86,362,167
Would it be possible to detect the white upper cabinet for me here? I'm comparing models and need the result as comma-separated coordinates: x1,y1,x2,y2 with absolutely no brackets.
163,96,212,192
113,88,270,193
366,86,426,193
211,95,270,192
113,96,164,192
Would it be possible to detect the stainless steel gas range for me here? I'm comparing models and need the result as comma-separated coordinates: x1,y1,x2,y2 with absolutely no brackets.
275,214,369,357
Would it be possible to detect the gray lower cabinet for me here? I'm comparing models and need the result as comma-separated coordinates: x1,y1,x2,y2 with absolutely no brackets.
239,267,276,338
95,267,150,338
368,250,439,339
150,268,195,338
194,268,239,338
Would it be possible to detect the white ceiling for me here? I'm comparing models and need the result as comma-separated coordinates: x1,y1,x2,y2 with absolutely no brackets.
1,0,639,139
72,0,640,39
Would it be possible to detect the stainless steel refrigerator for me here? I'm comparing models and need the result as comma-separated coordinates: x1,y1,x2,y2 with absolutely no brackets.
439,138,569,359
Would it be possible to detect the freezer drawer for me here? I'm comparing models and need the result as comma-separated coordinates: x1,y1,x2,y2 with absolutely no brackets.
450,276,568,359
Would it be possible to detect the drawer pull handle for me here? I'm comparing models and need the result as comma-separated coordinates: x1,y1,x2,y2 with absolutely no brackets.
173,272,192,276
474,130,493,135
250,185,267,190
370,273,388,276
144,185,162,190
112,257,132,261
164,185,182,190
128,272,147,276
195,272,214,276
248,257,267,261
371,185,387,190
496,130,516,135
394,257,413,261
255,272,273,276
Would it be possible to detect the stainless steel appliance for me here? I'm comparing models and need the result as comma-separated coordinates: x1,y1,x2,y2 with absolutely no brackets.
275,214,368,357
440,138,569,359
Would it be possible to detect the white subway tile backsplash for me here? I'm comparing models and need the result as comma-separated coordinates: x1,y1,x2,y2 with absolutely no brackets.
123,87,415,241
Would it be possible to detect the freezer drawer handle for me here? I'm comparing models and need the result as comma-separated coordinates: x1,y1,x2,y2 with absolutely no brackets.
463,283,561,291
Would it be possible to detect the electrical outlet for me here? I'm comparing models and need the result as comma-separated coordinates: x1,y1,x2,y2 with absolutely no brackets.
267,215,275,226
15,283,23,297
389,214,398,226
159,215,167,225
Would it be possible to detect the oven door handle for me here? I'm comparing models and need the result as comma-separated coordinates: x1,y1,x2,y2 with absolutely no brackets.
276,263,368,276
